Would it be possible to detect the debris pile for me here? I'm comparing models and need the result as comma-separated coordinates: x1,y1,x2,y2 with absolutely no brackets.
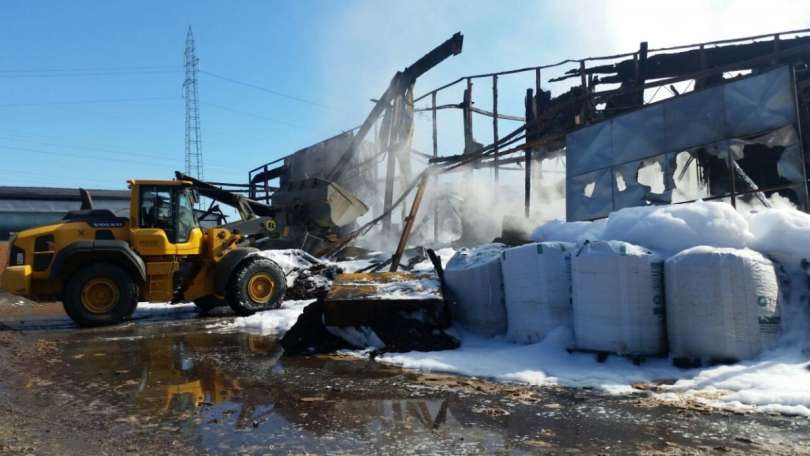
255,249,343,299
279,251,459,355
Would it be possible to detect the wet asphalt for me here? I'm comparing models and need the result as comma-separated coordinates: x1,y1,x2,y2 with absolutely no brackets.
0,298,808,455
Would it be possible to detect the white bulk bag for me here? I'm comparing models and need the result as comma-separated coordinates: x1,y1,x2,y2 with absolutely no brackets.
444,244,508,336
665,246,781,362
501,242,574,344
571,240,666,355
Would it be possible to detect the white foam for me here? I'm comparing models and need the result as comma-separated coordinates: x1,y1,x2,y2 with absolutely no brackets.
376,201,810,417
134,302,196,317
748,207,810,268
227,299,312,336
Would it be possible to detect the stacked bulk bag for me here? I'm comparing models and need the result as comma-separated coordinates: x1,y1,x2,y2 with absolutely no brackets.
501,242,574,344
665,246,781,363
571,240,666,355
444,244,508,336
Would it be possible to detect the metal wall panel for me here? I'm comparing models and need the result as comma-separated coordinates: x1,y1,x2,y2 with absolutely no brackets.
664,85,725,151
724,66,795,137
611,103,667,165
566,120,612,176
565,65,799,221
566,168,614,221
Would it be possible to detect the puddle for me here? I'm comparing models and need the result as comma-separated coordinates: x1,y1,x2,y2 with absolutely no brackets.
40,320,522,453
2,298,809,454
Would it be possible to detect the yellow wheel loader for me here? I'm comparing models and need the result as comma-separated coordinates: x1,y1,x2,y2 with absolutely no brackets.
0,175,367,327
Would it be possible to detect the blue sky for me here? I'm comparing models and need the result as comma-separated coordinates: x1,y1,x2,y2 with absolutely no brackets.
1,1,809,189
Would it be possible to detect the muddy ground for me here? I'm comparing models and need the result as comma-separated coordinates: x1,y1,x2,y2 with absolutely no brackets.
0,293,807,455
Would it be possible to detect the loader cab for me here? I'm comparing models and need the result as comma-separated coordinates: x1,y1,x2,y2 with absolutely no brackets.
128,180,203,256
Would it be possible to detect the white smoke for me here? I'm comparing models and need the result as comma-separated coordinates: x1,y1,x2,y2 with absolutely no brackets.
355,154,567,252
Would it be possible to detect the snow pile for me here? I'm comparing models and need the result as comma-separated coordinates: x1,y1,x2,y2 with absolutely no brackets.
227,299,312,335
571,241,666,356
444,243,508,336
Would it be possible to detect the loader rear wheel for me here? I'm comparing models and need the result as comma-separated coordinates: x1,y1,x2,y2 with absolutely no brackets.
63,263,138,327
194,295,226,313
226,258,286,316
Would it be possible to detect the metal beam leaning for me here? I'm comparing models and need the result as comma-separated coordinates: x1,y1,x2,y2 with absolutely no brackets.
329,33,463,183
390,172,430,272
524,89,535,217
432,92,439,243
414,103,525,121
463,78,474,155
381,102,397,234
492,75,499,182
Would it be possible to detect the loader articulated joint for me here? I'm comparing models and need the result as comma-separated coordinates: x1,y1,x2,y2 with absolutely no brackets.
214,247,260,295
50,240,147,284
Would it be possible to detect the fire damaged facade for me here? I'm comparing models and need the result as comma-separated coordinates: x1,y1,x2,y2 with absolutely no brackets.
420,29,810,233
566,65,805,220
234,29,810,250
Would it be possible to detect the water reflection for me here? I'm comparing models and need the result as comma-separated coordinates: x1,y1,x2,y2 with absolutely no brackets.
55,324,512,453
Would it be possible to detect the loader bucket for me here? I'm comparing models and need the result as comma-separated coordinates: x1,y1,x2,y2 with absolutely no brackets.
272,178,368,228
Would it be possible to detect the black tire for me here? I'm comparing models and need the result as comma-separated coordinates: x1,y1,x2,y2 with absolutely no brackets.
226,258,286,316
62,262,138,327
194,295,226,313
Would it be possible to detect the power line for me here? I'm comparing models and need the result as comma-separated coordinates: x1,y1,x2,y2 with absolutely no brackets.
0,70,182,79
0,96,180,108
200,69,337,111
0,128,266,172
0,65,181,73
0,143,248,177
201,101,304,128
0,133,171,160
0,143,183,168
2,167,126,187
0,134,234,173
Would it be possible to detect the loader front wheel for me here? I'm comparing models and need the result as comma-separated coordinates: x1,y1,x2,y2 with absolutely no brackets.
226,258,286,316
63,263,138,327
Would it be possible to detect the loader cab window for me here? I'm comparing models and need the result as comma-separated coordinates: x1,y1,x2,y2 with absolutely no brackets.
139,186,198,243
176,189,197,243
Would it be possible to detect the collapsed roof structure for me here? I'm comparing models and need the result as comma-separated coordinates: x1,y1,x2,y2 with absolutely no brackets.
240,28,810,250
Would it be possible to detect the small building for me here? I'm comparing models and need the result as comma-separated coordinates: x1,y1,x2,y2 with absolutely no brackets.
0,186,131,241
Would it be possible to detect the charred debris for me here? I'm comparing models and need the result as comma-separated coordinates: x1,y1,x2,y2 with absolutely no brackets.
206,28,810,355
